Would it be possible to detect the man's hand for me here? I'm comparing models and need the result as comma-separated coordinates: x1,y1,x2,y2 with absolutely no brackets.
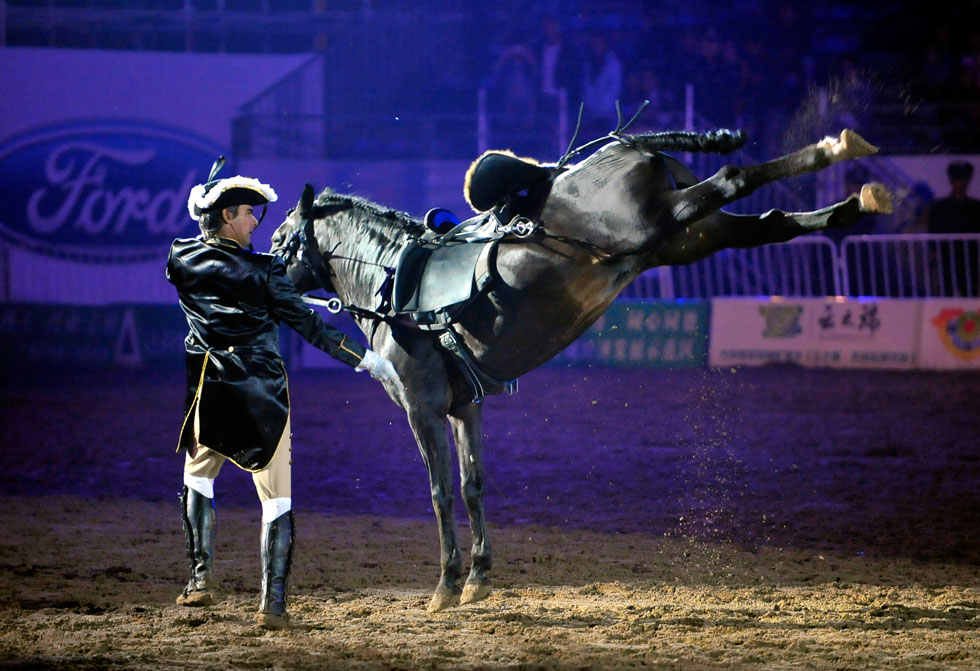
356,350,405,395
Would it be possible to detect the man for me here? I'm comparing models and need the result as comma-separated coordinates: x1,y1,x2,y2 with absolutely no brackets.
922,160,980,234
580,32,623,138
921,160,980,296
166,158,403,629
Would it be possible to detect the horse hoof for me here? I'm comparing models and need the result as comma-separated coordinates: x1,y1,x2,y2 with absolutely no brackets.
460,579,492,605
819,129,878,161
860,182,893,214
840,129,878,159
427,585,461,613
176,589,215,607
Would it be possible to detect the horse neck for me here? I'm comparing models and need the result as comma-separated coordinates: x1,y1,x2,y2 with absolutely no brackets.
318,210,409,309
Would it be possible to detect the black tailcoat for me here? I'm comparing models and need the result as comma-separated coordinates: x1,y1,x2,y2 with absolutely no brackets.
166,236,365,471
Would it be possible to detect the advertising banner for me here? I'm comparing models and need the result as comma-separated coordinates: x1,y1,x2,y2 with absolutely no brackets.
918,299,980,369
0,121,225,304
709,297,921,369
0,47,308,305
299,300,710,372
550,300,709,368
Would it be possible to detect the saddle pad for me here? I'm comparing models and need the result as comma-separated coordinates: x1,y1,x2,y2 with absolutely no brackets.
393,240,495,315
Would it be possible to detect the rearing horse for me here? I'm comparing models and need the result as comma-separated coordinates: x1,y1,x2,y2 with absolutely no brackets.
270,128,891,612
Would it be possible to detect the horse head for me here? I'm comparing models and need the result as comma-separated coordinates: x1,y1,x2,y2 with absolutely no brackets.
272,185,425,316
270,184,336,294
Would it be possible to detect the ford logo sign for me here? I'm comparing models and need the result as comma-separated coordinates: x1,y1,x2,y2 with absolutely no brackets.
0,121,226,263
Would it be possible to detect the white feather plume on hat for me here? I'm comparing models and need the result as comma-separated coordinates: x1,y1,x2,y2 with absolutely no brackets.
187,176,278,221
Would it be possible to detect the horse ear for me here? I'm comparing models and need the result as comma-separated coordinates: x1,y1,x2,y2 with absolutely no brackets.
300,184,316,215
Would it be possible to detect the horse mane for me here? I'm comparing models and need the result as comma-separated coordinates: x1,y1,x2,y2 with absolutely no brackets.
624,129,747,155
308,187,427,238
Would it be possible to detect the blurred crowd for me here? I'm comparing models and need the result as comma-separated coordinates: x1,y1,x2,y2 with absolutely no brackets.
479,2,980,155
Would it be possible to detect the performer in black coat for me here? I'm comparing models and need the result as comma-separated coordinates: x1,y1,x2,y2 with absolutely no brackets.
167,158,403,629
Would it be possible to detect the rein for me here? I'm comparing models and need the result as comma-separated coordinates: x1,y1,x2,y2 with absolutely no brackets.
278,209,396,322
556,99,650,169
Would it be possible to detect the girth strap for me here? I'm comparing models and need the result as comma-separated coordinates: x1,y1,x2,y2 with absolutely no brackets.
438,327,517,404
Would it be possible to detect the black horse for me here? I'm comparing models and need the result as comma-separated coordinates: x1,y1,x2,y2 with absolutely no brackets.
270,128,891,612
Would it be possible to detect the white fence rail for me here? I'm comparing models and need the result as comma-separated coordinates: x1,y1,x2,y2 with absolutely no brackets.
841,234,980,298
624,237,840,299
624,234,980,300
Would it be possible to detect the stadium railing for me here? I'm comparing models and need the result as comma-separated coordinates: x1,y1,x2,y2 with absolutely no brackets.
621,234,980,300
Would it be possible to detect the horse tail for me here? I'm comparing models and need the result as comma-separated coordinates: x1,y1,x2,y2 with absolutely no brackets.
628,129,746,154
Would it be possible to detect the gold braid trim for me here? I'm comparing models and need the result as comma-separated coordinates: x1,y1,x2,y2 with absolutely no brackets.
330,334,363,362
176,349,211,453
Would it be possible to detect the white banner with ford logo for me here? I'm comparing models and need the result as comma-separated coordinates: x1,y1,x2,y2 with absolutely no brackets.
0,47,310,304
0,121,221,303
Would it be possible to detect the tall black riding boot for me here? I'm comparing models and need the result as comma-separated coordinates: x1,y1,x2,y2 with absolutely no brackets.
176,485,216,607
258,510,294,629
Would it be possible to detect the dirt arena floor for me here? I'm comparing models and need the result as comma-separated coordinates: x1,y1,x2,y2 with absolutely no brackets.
1,364,978,670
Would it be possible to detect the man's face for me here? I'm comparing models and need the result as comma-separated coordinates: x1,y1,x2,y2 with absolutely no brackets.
221,205,259,247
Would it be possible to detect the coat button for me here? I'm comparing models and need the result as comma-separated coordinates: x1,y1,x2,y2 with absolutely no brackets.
227,346,235,352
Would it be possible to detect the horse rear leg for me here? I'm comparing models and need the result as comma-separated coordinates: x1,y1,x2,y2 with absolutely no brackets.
651,185,892,266
407,406,464,612
448,403,492,605
666,129,879,225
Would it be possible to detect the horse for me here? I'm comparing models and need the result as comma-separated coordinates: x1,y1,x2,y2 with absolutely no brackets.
269,127,892,612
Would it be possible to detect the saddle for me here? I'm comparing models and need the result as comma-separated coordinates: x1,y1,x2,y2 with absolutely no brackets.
463,150,556,213
391,229,499,331
388,149,557,330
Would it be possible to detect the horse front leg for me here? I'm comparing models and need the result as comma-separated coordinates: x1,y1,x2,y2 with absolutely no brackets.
448,402,492,605
666,129,879,225
407,407,463,612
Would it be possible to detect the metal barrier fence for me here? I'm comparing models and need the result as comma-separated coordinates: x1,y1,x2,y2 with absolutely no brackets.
623,237,840,300
841,234,980,298
623,234,980,300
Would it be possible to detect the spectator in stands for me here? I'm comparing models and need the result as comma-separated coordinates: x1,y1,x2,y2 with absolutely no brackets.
538,16,582,107
622,62,679,130
923,160,980,233
485,36,540,140
918,44,954,102
167,159,403,628
580,31,623,137
921,160,980,296
690,27,739,126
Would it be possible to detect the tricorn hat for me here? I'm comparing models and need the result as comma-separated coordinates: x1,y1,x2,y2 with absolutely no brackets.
187,156,278,221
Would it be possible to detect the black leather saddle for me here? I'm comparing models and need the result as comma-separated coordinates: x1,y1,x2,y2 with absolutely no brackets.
464,150,556,213
391,237,499,330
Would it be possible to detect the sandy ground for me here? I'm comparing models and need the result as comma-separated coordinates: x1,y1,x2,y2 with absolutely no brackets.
0,365,978,670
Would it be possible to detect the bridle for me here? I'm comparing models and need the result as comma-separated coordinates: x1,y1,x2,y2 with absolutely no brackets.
278,210,335,294
278,208,398,323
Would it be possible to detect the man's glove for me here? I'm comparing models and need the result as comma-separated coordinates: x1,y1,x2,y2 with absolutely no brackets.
356,350,405,394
